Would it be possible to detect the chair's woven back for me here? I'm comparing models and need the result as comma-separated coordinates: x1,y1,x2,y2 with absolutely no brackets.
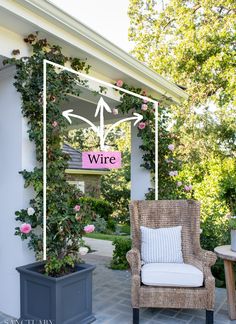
129,200,201,261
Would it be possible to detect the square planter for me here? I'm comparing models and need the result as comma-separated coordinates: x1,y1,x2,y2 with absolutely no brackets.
231,229,236,252
16,261,96,324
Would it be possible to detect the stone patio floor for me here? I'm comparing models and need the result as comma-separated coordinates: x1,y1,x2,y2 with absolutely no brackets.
0,253,235,324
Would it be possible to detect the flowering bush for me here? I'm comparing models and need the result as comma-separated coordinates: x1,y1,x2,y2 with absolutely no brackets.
115,83,194,199
5,35,96,276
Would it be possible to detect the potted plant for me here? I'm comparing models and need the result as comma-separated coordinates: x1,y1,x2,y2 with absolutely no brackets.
16,201,96,324
229,216,236,252
4,35,97,324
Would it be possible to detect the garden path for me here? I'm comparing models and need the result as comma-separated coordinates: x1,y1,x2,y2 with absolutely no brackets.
84,237,114,257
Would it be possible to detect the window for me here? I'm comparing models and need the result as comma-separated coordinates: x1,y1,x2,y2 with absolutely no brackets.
67,180,85,193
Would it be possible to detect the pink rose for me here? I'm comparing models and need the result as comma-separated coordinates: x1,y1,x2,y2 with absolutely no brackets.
143,99,148,104
84,224,95,233
168,144,175,151
169,171,178,177
138,122,146,130
177,181,182,187
116,80,123,87
166,159,173,164
141,104,148,111
112,108,119,115
74,205,81,212
52,121,58,128
20,223,32,234
184,185,193,191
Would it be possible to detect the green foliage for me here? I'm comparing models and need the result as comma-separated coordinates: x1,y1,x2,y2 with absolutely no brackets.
5,34,93,276
219,160,236,215
44,255,75,277
129,0,235,108
116,85,184,200
117,224,131,235
85,233,129,241
67,123,132,223
78,197,113,220
92,215,107,233
101,123,131,222
101,150,131,222
128,0,235,286
107,218,116,232
179,157,230,252
110,237,132,270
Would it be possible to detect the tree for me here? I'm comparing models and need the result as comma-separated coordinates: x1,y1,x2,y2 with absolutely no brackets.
129,0,235,105
129,0,236,157
128,0,236,261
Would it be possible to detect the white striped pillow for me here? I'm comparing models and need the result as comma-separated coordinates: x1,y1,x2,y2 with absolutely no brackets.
141,226,183,263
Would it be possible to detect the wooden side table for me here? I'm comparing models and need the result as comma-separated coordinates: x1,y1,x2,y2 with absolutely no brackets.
214,245,236,320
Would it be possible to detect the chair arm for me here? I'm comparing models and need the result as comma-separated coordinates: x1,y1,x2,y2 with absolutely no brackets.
187,249,216,293
197,249,217,267
187,250,216,273
126,248,141,275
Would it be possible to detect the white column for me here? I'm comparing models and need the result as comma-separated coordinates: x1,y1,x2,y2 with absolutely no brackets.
131,126,151,200
0,66,35,317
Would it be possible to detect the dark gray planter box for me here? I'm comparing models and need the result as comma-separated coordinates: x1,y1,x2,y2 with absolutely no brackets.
16,261,96,324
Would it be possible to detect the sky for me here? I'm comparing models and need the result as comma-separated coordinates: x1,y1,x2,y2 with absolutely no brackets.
49,0,131,52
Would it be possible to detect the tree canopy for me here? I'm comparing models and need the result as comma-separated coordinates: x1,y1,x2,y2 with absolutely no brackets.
129,0,236,157
129,1,235,284
129,0,235,106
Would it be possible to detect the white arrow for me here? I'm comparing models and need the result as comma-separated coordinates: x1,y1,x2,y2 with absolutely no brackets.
95,97,112,150
104,113,143,142
62,109,99,135
62,98,143,151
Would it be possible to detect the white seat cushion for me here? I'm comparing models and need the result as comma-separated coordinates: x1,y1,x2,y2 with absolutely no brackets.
141,263,203,287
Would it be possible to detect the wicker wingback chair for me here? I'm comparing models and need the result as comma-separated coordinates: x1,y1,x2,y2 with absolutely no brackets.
127,200,217,324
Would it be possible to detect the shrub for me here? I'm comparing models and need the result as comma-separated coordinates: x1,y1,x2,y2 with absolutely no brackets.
107,218,116,232
118,224,131,235
79,197,113,221
110,237,131,270
219,160,236,215
93,216,107,233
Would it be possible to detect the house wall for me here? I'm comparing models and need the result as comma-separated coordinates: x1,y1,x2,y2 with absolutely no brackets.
0,66,35,317
66,173,101,198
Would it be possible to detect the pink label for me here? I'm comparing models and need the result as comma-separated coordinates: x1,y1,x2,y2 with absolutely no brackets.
82,152,122,169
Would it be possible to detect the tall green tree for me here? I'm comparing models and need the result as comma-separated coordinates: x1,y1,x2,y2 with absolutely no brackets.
129,0,236,157
128,0,236,261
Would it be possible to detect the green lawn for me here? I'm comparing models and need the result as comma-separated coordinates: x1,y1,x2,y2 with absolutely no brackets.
84,232,129,241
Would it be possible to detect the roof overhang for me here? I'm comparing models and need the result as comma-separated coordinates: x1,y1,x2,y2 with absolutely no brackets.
0,0,188,104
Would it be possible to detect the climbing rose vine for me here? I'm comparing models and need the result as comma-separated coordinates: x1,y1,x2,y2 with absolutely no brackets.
4,34,192,276
4,34,96,276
